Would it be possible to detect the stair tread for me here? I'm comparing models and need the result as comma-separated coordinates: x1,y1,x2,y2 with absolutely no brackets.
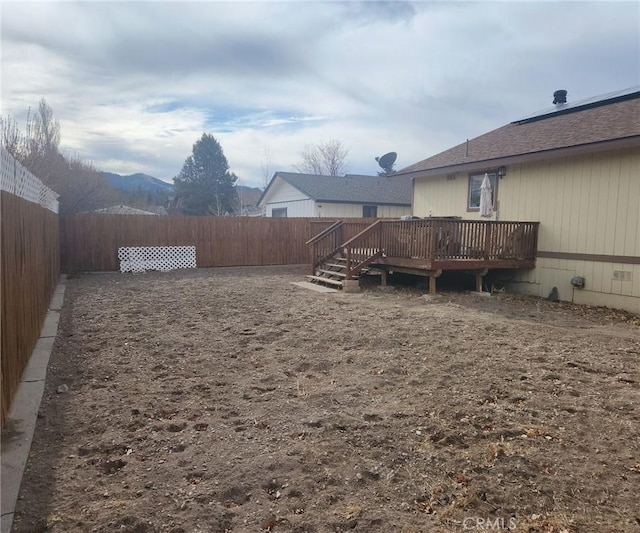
318,269,346,278
325,263,347,269
305,275,344,287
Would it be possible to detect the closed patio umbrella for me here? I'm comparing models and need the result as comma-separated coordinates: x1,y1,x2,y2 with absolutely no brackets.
480,173,493,217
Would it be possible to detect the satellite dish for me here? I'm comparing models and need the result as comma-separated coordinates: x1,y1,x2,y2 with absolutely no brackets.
375,152,397,173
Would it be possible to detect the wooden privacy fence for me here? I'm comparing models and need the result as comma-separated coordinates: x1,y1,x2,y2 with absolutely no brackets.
1,146,60,426
60,216,378,272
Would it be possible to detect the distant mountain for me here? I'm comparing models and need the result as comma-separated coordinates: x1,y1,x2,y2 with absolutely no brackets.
102,171,264,212
102,172,175,194
237,186,263,208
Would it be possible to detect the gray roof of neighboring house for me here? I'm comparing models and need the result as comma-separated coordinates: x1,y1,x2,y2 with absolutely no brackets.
92,205,159,215
143,205,168,215
260,172,412,206
399,88,640,175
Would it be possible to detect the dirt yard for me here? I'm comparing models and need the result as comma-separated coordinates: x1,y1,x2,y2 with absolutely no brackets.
8,265,640,532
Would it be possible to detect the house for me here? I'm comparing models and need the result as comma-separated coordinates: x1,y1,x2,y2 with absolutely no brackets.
397,87,640,313
92,205,160,215
144,205,168,215
258,172,412,218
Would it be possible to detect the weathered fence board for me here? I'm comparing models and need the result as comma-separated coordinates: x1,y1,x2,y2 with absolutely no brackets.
1,192,60,425
60,216,377,273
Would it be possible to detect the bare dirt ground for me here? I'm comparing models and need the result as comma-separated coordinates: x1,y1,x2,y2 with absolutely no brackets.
8,265,640,532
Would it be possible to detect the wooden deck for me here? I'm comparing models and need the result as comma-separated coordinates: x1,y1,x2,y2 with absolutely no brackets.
307,218,539,292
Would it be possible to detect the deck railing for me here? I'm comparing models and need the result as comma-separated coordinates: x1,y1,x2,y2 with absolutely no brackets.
341,220,385,279
376,219,539,261
307,220,375,272
309,218,539,277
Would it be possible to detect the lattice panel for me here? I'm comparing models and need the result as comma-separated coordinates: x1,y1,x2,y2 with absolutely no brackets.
118,246,197,273
14,161,41,204
39,184,60,213
0,147,14,192
1,146,59,212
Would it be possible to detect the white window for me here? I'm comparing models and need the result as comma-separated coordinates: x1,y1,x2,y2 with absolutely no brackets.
468,172,497,211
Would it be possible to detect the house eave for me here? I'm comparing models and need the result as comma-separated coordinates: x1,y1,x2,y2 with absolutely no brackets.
399,136,640,180
314,199,411,207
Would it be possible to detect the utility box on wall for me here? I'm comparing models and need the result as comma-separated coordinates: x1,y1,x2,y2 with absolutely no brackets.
570,276,586,288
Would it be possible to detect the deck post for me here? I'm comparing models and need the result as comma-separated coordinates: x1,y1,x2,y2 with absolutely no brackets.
429,275,436,295
343,279,360,293
380,269,387,287
428,269,442,295
475,268,489,292
345,247,352,280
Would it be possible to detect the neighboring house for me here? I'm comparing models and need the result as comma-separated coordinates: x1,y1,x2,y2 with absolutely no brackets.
92,205,160,215
397,87,640,313
144,205,168,215
258,172,412,218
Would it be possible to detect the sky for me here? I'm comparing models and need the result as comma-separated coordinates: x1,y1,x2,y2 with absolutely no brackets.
1,1,639,189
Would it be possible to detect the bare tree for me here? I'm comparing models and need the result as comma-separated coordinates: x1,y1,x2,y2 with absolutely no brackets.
261,146,272,189
294,139,350,176
31,98,61,158
1,99,118,214
52,156,119,215
5,99,62,182
1,114,27,159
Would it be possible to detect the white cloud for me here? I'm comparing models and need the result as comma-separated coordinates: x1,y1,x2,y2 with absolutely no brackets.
1,1,638,187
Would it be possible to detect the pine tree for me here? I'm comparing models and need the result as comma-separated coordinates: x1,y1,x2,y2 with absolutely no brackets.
173,133,238,215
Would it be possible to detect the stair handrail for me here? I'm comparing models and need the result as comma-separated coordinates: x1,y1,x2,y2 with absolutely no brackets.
340,219,383,248
307,221,345,273
305,220,343,245
342,220,384,279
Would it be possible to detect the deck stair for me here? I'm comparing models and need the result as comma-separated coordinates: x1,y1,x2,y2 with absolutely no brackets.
306,256,369,289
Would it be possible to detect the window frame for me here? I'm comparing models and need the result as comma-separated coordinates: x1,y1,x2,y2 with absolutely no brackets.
467,171,498,212
271,207,288,218
362,205,378,218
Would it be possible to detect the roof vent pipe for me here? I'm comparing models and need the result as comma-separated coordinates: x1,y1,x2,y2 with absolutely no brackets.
553,89,568,105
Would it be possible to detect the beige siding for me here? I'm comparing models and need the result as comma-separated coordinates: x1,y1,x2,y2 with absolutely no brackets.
317,203,410,218
413,147,640,312
412,174,479,219
509,258,640,314
497,148,640,256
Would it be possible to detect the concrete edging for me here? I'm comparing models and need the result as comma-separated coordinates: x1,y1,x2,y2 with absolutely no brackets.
1,276,66,533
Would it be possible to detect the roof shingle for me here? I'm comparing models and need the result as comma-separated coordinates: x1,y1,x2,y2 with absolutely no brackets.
270,172,412,205
399,90,640,174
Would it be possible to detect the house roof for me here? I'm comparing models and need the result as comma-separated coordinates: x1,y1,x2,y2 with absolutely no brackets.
143,205,168,215
92,205,159,215
399,88,640,176
259,172,412,206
